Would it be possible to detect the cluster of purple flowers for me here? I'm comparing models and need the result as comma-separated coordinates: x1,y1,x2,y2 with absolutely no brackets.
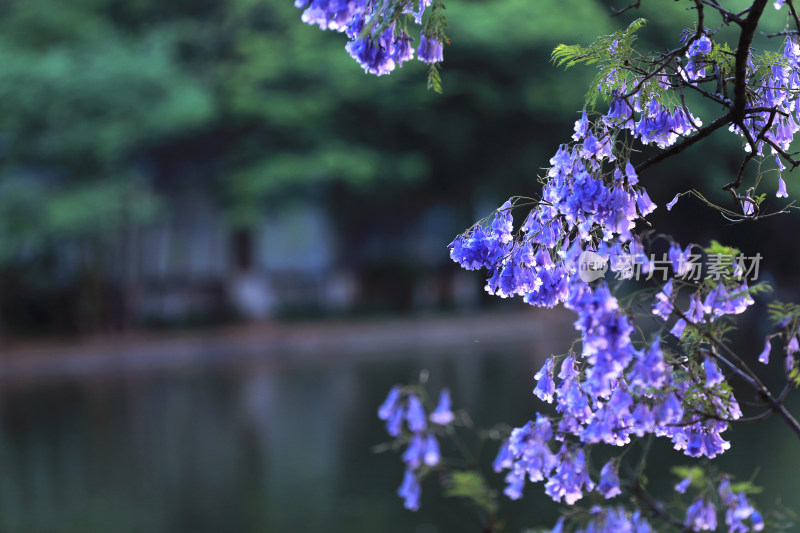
550,506,654,533
449,151,655,309
377,386,454,510
492,270,756,502
727,34,800,196
683,34,713,81
447,95,757,506
718,476,765,532
602,93,702,150
295,0,443,75
655,275,756,340
676,475,765,532
296,3,788,529
493,415,624,505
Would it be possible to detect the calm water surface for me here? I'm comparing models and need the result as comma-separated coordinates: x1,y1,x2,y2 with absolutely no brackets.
0,338,797,533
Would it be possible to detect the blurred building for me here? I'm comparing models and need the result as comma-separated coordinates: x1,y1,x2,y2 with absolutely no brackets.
84,193,477,329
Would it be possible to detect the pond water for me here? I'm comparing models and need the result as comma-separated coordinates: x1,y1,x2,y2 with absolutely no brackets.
0,330,797,533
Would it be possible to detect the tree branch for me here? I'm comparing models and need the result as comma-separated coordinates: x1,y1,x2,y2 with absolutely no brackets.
699,0,745,25
673,306,800,440
611,0,641,16
787,0,800,34
731,0,770,125
635,113,732,174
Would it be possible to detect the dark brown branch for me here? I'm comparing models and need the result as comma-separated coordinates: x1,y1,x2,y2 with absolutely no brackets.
611,0,641,16
723,108,778,194
699,0,745,25
635,113,732,174
787,0,800,34
767,29,800,38
673,306,800,440
731,0,770,125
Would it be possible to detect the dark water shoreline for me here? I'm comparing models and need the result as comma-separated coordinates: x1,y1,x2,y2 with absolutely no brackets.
0,308,575,386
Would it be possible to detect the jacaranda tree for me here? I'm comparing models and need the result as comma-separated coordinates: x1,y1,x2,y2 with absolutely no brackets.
296,0,800,531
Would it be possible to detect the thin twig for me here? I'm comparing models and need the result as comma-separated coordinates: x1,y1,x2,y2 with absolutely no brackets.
674,307,800,440
635,113,732,174
611,0,641,16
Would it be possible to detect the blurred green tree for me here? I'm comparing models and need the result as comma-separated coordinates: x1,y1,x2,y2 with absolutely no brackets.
0,0,730,333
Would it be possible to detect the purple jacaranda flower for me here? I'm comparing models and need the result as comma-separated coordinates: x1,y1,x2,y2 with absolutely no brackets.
406,394,427,432
652,279,674,320
492,199,514,244
778,176,789,197
631,403,655,436
423,433,440,466
758,338,772,364
417,34,443,63
503,467,525,500
670,318,687,338
742,191,755,216
597,460,622,499
397,469,421,511
604,95,637,131
635,189,657,216
685,498,718,531
534,358,556,403
625,161,639,184
655,392,684,426
563,507,654,532
675,476,691,494
429,389,455,425
402,433,425,469
448,225,507,271
788,335,799,355
379,385,402,420
386,405,405,437
689,34,712,55
502,414,558,497
393,31,414,67
704,356,725,387
667,193,681,211
298,0,367,32
680,420,731,458
493,441,513,472
629,339,669,393
573,110,589,141
544,445,595,504
345,18,398,75
668,243,694,277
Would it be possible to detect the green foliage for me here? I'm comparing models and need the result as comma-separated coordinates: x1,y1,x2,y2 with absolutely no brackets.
444,470,498,514
552,19,647,106
427,62,443,93
767,300,800,326
729,480,762,495
670,465,706,488
703,240,741,259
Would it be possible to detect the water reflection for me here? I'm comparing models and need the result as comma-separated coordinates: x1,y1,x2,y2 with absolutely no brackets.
0,336,797,533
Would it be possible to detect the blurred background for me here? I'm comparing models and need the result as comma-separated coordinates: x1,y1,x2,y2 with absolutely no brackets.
0,0,799,531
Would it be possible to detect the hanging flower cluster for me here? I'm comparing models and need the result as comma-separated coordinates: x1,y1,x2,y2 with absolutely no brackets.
726,36,800,194
292,2,800,530
294,0,443,75
550,506,655,533
377,386,453,510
